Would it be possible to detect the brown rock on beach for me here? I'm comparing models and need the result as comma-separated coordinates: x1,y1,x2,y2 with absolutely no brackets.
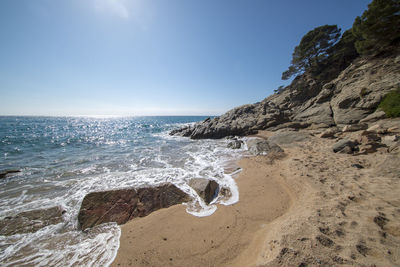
78,184,190,230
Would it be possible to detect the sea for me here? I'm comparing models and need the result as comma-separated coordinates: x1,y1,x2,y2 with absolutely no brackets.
0,116,247,266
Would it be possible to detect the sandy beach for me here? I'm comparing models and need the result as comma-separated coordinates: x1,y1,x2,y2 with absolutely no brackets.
111,148,293,266
112,128,400,266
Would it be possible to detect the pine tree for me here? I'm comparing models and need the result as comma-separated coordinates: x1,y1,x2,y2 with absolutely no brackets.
282,25,341,80
352,0,400,55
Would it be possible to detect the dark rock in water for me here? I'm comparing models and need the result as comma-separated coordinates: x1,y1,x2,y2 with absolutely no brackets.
0,170,20,179
246,139,283,155
268,131,310,145
227,139,243,149
78,184,190,230
0,206,65,236
188,178,219,204
332,139,358,154
169,126,192,137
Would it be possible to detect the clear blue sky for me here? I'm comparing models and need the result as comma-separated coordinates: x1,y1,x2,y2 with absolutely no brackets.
0,0,370,116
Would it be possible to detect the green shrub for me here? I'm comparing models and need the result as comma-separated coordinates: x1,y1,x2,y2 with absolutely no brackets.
378,87,400,117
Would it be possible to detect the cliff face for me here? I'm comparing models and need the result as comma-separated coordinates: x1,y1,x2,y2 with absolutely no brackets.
171,51,400,139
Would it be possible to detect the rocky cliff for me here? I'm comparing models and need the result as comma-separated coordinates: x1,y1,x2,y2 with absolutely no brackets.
171,50,400,139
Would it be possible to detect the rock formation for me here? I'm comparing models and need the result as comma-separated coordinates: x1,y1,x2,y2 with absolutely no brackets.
78,184,190,230
170,51,400,139
188,178,219,204
246,139,283,155
0,206,65,236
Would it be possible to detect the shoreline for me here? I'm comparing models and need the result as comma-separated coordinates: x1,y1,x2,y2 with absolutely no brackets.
111,142,294,266
111,126,400,266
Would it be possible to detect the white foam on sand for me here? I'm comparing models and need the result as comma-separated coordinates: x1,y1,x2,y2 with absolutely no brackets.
0,126,247,266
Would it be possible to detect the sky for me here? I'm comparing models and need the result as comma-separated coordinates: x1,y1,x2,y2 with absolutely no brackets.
0,0,371,116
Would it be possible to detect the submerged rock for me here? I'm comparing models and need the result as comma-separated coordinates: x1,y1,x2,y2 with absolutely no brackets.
0,206,65,236
0,170,20,179
188,178,219,204
78,184,190,230
227,139,243,149
246,139,283,155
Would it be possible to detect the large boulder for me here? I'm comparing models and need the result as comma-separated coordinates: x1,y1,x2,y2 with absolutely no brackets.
0,206,65,236
227,139,243,149
332,139,358,154
188,178,219,204
78,184,190,230
246,139,283,155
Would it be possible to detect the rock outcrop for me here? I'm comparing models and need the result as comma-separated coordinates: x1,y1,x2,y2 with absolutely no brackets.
170,51,400,139
332,139,358,154
78,184,190,230
188,178,219,204
0,206,65,236
227,138,243,149
246,139,283,155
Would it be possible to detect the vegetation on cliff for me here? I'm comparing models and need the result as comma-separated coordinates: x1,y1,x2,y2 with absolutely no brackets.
379,88,400,118
170,0,400,139
281,25,341,80
352,0,400,55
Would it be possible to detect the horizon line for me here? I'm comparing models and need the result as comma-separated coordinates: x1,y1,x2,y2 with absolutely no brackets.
0,114,218,118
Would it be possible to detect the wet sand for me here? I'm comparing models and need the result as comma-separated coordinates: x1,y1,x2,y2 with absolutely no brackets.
111,152,293,266
112,129,400,266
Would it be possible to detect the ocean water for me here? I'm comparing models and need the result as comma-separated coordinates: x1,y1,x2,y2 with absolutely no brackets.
0,116,246,266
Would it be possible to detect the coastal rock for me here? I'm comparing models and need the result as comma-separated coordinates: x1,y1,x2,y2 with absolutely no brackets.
188,178,219,204
269,121,310,131
356,132,385,154
0,170,20,179
359,110,386,123
292,102,335,125
78,184,190,230
342,123,368,132
332,139,358,154
268,131,311,145
330,56,400,124
319,128,339,138
246,139,283,155
170,50,400,140
227,139,243,149
366,124,387,134
0,206,65,236
382,135,399,147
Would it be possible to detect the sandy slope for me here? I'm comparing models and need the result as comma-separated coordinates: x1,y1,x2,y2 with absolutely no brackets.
112,129,400,266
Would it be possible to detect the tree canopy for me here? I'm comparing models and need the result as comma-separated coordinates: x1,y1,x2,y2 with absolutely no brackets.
352,0,400,55
282,25,341,80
